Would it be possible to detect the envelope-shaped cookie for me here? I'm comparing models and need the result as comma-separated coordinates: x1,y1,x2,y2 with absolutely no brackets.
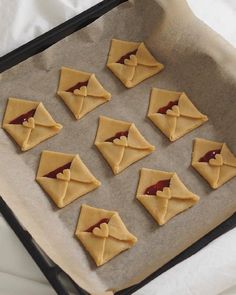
75,204,137,266
36,151,101,208
57,67,111,119
147,88,208,141
136,168,199,225
2,98,62,151
192,138,236,189
107,39,164,88
95,116,155,174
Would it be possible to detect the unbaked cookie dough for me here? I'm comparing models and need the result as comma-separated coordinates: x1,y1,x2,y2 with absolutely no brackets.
2,98,62,151
147,88,208,141
36,151,101,208
136,168,199,225
107,39,164,88
192,138,236,189
57,67,111,119
94,116,155,174
75,204,137,266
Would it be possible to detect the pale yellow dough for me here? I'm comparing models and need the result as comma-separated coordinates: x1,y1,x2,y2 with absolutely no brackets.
94,116,155,174
147,88,208,141
57,67,111,119
192,138,236,189
36,151,101,208
136,168,199,225
75,204,137,266
107,39,164,88
2,98,62,151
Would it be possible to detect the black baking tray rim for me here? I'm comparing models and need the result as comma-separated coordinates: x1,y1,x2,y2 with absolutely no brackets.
0,0,235,294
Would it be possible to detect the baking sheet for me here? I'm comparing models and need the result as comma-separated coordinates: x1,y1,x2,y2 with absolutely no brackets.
0,0,236,293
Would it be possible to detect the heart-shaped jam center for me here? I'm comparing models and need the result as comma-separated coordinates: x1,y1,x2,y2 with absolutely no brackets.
116,49,138,64
66,80,88,93
22,117,35,129
113,135,128,147
209,154,223,166
144,179,170,195
73,85,87,97
166,105,180,117
10,108,36,124
124,54,138,67
199,149,221,163
92,223,109,238
156,187,171,199
157,100,179,115
56,169,71,181
105,131,129,143
43,162,72,178
85,218,110,232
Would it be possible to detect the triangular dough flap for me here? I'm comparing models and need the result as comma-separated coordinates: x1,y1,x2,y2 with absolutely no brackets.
170,174,199,201
87,74,111,99
37,177,68,208
107,63,135,85
102,237,132,265
58,91,84,119
137,195,168,225
70,155,100,184
148,88,181,116
95,116,131,143
136,42,162,67
108,213,137,242
107,39,139,64
34,103,62,127
221,143,236,167
3,98,39,124
58,67,90,91
127,124,154,150
77,232,106,266
3,124,31,148
96,142,125,173
178,93,207,119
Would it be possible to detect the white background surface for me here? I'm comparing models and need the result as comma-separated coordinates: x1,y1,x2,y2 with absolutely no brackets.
0,1,236,294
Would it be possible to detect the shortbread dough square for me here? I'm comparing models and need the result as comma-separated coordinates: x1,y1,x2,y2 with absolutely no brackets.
94,116,155,174
107,39,164,88
2,98,62,151
75,204,137,266
136,168,199,225
192,138,236,189
147,88,208,141
57,67,111,119
36,151,101,208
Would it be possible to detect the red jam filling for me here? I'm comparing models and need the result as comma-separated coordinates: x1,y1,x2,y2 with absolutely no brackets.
116,49,138,64
10,108,36,124
66,81,88,93
43,162,72,178
199,149,221,162
157,100,179,114
144,179,170,195
105,131,129,142
85,218,110,232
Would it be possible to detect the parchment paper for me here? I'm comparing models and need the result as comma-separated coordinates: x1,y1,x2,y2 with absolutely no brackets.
0,0,236,293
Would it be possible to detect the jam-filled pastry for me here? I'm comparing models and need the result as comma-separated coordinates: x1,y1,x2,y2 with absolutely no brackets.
2,98,62,151
75,204,137,266
36,151,101,208
192,138,236,189
106,39,164,88
95,116,155,174
57,67,111,120
136,168,199,225
147,88,208,141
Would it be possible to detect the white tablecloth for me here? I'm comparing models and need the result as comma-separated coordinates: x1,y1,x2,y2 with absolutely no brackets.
0,1,235,294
